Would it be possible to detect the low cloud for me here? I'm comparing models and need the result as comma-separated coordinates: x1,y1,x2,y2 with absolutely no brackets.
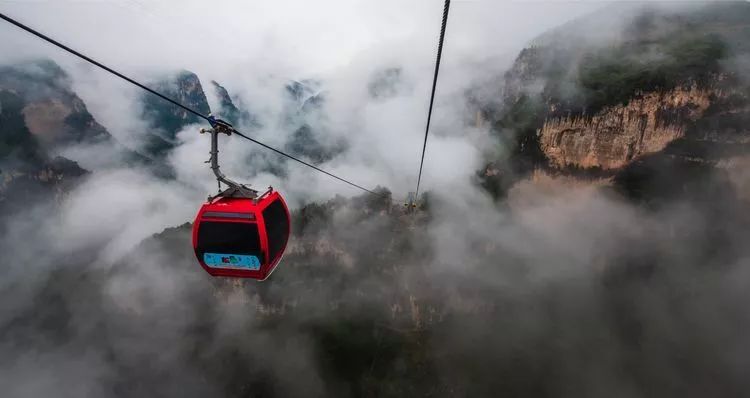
2,1,750,397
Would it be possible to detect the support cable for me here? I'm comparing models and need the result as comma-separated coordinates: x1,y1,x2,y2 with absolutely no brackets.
0,11,383,197
414,0,451,200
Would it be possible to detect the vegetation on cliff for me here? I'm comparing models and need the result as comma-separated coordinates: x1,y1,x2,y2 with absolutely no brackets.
478,2,750,200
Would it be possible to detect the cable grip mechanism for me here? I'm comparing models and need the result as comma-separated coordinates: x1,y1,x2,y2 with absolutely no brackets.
200,115,259,202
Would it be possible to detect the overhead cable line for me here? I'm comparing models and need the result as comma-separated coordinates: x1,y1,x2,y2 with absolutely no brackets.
0,11,383,197
229,129,381,196
414,0,450,200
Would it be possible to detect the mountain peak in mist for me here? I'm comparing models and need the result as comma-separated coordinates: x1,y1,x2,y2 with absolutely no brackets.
139,70,210,157
0,60,113,152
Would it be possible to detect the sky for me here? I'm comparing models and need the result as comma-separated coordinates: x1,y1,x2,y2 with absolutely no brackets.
1,0,602,75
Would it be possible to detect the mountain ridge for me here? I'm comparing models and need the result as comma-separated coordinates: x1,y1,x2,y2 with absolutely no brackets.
477,1,750,202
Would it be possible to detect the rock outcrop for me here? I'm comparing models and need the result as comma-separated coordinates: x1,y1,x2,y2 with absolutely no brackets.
140,70,211,157
211,80,242,125
0,60,113,152
0,156,87,216
538,84,718,169
474,2,750,201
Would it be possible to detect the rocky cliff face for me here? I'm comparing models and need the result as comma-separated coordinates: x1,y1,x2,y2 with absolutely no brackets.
477,2,750,201
211,80,260,129
140,71,211,157
0,60,113,152
0,156,87,216
538,83,719,169
211,80,242,125
0,62,102,217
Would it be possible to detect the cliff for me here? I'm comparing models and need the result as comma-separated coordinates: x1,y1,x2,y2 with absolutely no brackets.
538,83,719,169
0,156,87,216
477,2,750,199
140,70,211,157
0,60,113,152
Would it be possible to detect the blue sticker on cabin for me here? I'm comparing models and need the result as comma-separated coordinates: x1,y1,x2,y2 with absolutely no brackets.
204,253,261,270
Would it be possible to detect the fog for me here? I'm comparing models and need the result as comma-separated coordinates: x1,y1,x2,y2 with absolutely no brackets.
0,0,604,238
1,1,750,397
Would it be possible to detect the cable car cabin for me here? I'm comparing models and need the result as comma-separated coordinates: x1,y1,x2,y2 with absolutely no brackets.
192,190,290,280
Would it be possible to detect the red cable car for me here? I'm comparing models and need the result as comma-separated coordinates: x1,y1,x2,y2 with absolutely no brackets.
191,117,291,280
